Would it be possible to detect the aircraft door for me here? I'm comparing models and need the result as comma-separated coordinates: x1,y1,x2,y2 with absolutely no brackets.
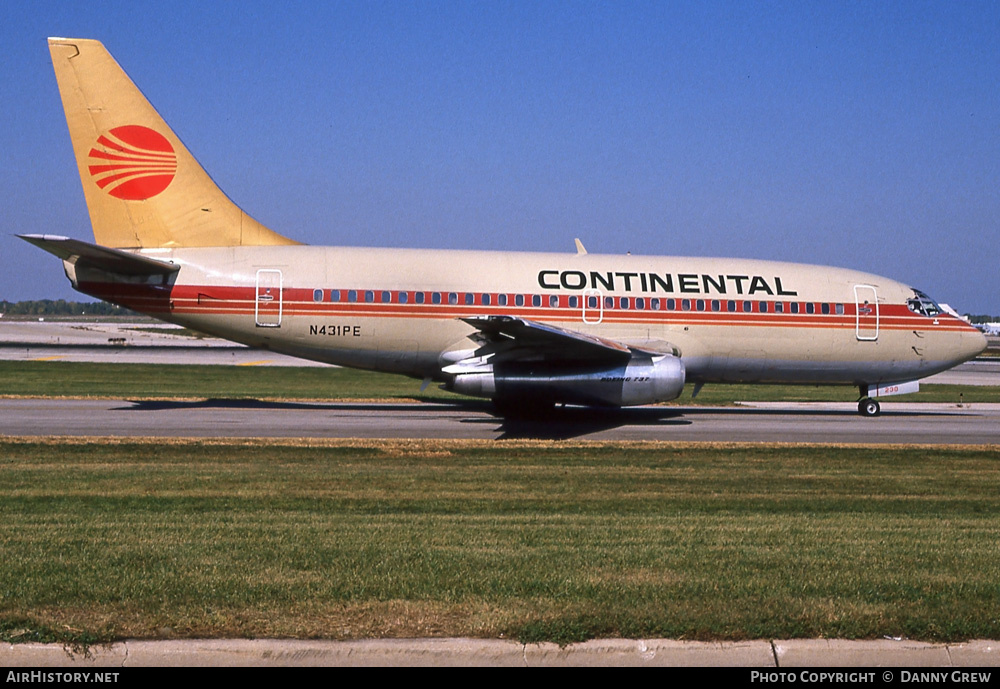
854,284,878,341
255,269,283,328
582,289,603,324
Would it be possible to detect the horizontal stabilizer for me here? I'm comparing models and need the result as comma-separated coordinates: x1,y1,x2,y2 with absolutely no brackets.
18,234,179,276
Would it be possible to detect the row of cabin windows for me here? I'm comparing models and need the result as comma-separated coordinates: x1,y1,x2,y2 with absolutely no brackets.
312,289,556,307
311,289,846,315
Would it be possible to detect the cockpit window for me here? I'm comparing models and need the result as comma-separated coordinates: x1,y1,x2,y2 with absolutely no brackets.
907,289,942,317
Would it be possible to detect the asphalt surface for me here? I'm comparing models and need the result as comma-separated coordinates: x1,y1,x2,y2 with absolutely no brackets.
0,397,996,443
3,318,999,443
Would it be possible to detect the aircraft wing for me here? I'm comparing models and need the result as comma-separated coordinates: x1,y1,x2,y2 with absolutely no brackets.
457,315,661,365
445,315,687,407
19,234,179,277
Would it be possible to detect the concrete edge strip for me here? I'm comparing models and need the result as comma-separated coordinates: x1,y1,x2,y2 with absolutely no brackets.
1,639,998,667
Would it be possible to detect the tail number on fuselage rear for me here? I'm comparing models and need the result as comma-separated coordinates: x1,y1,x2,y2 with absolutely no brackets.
309,324,362,337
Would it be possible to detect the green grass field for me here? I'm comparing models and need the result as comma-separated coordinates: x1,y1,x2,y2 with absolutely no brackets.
1,360,997,646
0,360,997,405
2,439,999,645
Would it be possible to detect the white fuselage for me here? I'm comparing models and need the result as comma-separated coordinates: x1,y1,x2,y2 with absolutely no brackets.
70,244,987,389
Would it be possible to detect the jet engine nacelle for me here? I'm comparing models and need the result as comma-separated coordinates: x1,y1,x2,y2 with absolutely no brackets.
449,355,686,407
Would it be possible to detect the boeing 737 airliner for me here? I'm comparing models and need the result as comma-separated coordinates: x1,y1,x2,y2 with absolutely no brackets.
22,38,986,416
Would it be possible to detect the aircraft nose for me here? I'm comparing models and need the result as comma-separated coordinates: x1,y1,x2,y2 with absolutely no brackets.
960,328,988,362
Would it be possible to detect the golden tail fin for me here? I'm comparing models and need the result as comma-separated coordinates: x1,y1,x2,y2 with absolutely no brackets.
48,37,298,249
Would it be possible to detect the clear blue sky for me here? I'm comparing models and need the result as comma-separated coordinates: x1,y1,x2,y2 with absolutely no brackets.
2,0,998,313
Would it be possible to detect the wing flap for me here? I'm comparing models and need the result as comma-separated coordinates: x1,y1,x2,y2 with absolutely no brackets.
460,315,632,363
457,315,676,367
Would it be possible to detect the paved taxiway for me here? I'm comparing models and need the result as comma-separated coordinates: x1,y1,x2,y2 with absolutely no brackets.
3,320,998,442
0,320,325,366
2,397,998,443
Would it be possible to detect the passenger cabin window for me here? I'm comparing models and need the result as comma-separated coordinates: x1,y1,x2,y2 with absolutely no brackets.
382,291,391,303
498,294,508,306
775,302,783,313
415,292,425,304
532,295,542,307
515,295,525,307
365,290,374,303
651,298,660,310
313,289,323,302
465,293,474,305
449,293,458,305
399,292,408,304
348,290,358,302
549,295,559,307
432,292,442,304
568,295,578,308
482,294,491,306
330,290,341,302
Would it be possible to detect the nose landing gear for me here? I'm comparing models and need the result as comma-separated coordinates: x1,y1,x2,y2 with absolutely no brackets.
857,397,881,417
857,384,881,416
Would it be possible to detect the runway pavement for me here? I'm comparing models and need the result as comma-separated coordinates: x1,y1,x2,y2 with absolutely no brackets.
2,397,998,443
2,320,998,442
0,320,324,366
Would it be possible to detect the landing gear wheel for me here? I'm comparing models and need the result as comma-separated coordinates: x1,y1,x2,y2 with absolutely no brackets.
858,398,880,417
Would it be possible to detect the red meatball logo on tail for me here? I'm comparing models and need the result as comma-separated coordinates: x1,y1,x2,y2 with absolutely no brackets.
88,125,177,200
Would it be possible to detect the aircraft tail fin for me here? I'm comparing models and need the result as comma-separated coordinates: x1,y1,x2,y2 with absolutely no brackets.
48,37,299,249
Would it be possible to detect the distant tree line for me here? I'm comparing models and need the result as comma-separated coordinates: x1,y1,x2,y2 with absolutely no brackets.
968,314,1000,324
0,300,136,317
